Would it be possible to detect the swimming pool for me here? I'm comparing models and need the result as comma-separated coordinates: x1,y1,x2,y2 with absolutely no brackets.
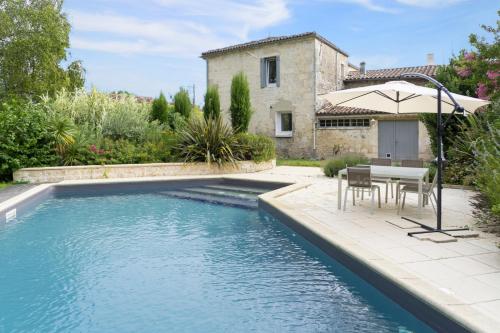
0,181,435,332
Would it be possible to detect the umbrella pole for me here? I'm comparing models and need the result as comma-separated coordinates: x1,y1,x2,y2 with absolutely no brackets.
400,73,469,238
436,87,443,230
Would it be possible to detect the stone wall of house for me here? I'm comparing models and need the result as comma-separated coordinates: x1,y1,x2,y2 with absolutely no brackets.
314,115,433,160
205,36,317,158
315,39,349,95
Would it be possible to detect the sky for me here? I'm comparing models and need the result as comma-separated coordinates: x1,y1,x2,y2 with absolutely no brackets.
63,0,498,103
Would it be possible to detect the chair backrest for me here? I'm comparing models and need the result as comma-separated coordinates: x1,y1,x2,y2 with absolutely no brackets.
401,159,424,168
427,173,438,193
347,167,372,188
371,158,391,166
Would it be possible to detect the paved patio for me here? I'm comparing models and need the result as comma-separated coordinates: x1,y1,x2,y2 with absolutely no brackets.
1,166,499,331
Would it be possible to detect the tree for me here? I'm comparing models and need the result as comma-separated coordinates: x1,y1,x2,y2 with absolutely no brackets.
203,85,221,120
0,0,85,101
230,72,252,133
173,88,192,119
150,92,169,124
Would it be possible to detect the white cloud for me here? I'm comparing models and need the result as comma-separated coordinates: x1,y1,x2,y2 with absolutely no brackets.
331,0,466,12
69,0,290,56
342,0,397,13
395,0,465,7
154,0,290,39
69,11,230,56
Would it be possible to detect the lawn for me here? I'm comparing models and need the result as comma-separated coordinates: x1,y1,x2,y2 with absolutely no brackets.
0,182,12,190
277,159,324,167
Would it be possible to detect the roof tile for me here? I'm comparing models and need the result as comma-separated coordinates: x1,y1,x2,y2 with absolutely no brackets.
345,65,438,81
316,103,387,116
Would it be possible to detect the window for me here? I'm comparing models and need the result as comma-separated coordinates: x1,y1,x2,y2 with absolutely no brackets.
266,57,277,85
318,118,370,129
261,56,280,88
276,112,293,137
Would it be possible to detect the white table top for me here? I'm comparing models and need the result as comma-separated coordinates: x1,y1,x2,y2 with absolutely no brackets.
339,165,429,180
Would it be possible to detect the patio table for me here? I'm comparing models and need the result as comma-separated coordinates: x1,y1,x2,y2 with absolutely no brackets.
337,165,430,217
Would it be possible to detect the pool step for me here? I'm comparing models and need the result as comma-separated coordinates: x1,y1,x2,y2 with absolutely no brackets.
161,190,257,209
203,184,265,195
183,187,257,200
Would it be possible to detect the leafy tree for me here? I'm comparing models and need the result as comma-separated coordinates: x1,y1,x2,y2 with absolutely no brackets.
150,92,169,124
0,99,58,180
230,71,252,133
65,60,86,92
203,85,221,119
0,0,85,101
173,88,192,119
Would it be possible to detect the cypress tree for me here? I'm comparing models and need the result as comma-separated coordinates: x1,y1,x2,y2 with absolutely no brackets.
203,85,221,119
150,92,169,124
230,72,252,133
174,88,192,119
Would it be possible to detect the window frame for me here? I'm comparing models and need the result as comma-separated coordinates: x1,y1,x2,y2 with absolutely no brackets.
275,111,293,137
317,118,371,129
265,57,278,87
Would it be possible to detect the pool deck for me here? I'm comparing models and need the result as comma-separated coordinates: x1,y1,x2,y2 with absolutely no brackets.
1,166,499,332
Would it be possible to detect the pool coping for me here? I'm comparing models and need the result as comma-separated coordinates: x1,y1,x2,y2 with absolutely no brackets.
0,176,496,332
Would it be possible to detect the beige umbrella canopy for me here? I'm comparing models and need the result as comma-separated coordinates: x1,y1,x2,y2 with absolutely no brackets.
320,80,489,114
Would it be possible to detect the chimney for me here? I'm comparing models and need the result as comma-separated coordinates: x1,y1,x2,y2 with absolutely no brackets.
360,61,366,75
427,53,435,65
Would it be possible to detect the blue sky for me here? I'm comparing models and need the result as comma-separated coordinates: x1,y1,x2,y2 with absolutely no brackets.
64,0,498,103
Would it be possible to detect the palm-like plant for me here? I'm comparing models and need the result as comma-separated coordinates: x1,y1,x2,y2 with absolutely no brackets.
48,114,77,156
174,116,241,166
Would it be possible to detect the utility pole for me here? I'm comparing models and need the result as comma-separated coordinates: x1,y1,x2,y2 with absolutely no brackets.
192,84,195,106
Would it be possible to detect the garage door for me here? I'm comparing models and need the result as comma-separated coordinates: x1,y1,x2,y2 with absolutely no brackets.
378,120,419,160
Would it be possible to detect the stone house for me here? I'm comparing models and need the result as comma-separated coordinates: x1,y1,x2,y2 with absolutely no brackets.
201,32,437,160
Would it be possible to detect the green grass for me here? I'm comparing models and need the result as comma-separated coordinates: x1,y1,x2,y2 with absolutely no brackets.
0,182,12,190
276,159,324,167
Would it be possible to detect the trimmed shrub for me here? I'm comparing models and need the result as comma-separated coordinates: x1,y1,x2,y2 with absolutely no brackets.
174,116,241,166
0,100,58,180
203,85,221,120
323,153,369,177
235,133,275,162
230,72,252,133
173,88,192,119
150,92,169,124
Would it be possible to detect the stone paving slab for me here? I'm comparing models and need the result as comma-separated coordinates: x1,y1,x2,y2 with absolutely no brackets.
412,232,458,243
448,230,481,238
385,218,424,229
0,184,38,204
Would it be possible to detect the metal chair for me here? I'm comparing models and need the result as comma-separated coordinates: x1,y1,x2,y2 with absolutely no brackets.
397,159,425,204
398,173,438,215
344,167,381,214
370,158,393,203
371,158,391,166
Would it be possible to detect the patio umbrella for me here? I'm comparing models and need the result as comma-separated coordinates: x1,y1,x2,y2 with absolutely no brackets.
320,74,490,237
320,80,488,114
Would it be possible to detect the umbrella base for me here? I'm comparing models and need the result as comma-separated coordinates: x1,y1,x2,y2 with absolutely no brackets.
402,217,469,237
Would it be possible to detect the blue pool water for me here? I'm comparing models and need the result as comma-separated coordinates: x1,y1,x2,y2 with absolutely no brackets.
0,190,435,332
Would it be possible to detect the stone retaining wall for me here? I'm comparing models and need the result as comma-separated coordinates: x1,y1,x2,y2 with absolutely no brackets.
13,160,276,183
